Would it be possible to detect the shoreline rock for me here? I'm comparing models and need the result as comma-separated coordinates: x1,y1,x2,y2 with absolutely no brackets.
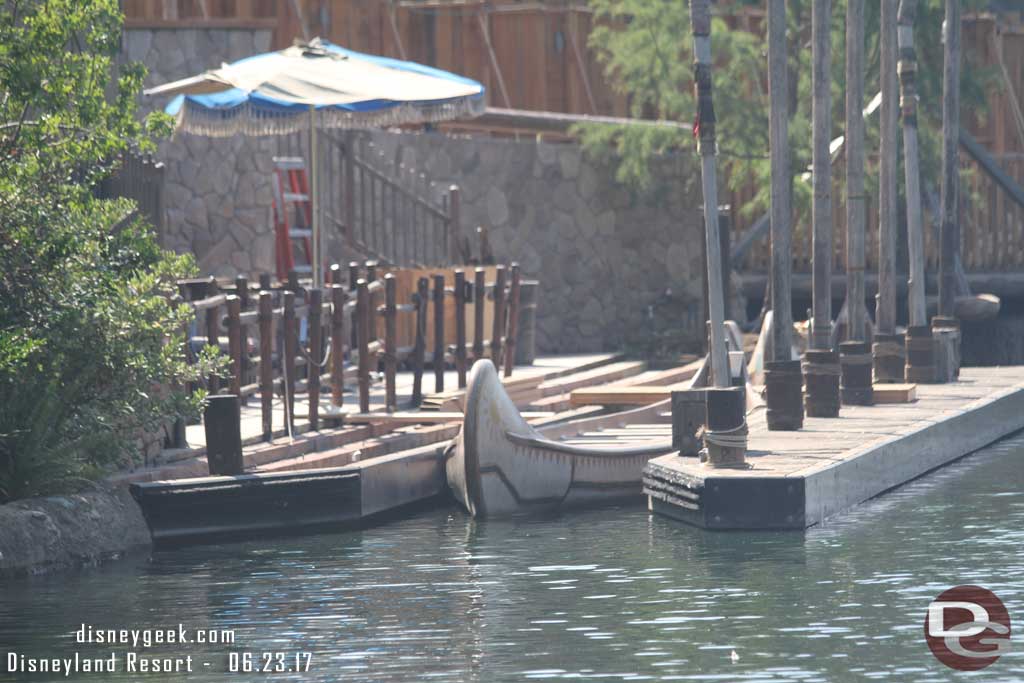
0,487,151,579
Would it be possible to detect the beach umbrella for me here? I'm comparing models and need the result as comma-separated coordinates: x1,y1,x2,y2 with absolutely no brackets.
145,37,485,286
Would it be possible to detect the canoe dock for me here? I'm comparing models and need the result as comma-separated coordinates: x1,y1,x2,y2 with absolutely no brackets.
643,366,1024,530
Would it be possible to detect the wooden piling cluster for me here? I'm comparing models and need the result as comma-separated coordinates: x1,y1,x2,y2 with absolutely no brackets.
176,261,527,447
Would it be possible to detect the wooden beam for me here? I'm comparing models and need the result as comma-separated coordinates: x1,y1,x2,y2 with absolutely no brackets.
872,383,917,403
810,0,834,350
768,0,794,362
938,0,962,318
569,386,688,407
477,11,512,108
845,0,867,341
899,0,927,328
877,0,899,334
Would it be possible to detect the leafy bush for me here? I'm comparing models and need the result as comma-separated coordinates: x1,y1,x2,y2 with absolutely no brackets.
0,0,214,502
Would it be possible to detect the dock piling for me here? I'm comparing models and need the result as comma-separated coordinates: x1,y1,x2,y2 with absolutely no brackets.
433,273,446,392
905,325,937,383
492,265,507,366
356,279,371,413
764,359,805,430
701,387,747,468
385,274,398,411
873,333,906,383
839,341,874,405
503,263,521,377
803,349,841,417
227,295,242,398
473,268,485,361
308,288,323,430
283,290,298,431
330,284,347,409
204,394,244,475
412,277,428,406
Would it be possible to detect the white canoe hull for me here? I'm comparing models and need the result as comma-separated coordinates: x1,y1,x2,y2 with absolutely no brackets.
446,360,673,517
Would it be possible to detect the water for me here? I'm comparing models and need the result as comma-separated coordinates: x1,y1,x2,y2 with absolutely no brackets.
2,435,1024,682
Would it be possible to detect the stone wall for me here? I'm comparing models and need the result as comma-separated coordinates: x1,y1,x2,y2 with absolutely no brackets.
128,27,715,353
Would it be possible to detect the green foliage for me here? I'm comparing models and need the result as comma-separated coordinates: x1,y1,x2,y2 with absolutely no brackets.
0,0,207,502
577,0,993,221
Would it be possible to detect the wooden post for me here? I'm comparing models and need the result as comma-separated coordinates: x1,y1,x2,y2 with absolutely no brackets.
702,387,747,468
308,288,322,430
235,275,250,404
473,268,486,361
690,0,729,388
810,0,833,351
448,185,461,264
203,395,243,476
433,273,446,393
503,263,521,377
384,274,397,411
768,0,794,366
454,269,468,388
839,340,874,405
348,261,360,353
329,262,342,286
365,260,378,342
330,284,346,408
227,295,242,398
205,277,220,393
803,349,841,417
356,278,370,414
258,273,272,292
283,290,297,432
258,291,273,441
898,0,927,330
938,0,961,318
764,359,804,430
491,265,507,366
877,0,899,336
412,277,428,406
671,389,707,456
845,0,867,342
287,269,300,294
344,137,355,246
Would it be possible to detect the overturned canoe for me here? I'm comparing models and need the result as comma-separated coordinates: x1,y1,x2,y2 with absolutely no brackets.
446,359,673,517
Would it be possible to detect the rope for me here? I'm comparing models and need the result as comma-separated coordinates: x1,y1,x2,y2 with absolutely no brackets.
298,338,332,369
802,360,842,376
697,422,749,449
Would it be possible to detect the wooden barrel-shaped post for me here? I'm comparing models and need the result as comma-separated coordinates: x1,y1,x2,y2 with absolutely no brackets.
491,265,507,365
764,359,804,431
905,324,936,383
287,269,300,293
433,273,446,393
872,332,905,383
702,386,747,468
258,291,273,441
356,278,371,413
227,295,242,398
454,270,468,388
235,275,250,404
308,288,323,430
839,340,874,405
932,315,961,381
473,268,486,361
503,264,521,377
330,284,347,408
671,389,707,456
205,277,220,393
283,290,298,431
384,274,398,411
204,394,243,475
258,273,272,292
803,348,841,417
412,277,429,406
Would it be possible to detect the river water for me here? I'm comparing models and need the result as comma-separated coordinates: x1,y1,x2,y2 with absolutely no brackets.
2,434,1023,682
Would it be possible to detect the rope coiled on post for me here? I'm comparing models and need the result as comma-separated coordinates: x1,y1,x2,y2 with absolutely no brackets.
697,422,749,449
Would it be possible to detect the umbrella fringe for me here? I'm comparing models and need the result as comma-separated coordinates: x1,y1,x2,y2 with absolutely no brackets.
173,96,486,137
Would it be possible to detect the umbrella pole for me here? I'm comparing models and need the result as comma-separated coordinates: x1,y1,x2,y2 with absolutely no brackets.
309,105,321,287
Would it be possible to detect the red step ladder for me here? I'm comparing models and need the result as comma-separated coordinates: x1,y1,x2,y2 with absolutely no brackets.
271,156,314,281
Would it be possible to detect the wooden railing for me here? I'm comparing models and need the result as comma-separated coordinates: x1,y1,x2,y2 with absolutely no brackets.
319,133,462,267
95,150,166,232
175,261,527,444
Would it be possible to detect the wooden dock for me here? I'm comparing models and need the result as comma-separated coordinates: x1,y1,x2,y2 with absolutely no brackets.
644,366,1024,529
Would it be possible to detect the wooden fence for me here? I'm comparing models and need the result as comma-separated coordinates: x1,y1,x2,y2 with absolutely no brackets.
176,261,528,443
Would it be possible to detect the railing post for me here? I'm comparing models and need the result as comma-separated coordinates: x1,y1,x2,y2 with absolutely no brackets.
454,269,467,388
365,260,378,341
308,288,322,430
330,284,347,409
287,269,300,294
227,295,243,397
235,275,250,404
205,277,221,393
412,276,429,406
473,267,485,361
384,274,398,411
204,395,243,476
258,291,274,441
344,138,355,246
448,185,461,264
348,261,360,353
491,265,507,365
356,278,371,414
283,290,297,432
433,273,446,392
503,263,521,377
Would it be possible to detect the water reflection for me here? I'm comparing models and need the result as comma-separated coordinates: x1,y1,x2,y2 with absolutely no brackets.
0,433,1022,682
